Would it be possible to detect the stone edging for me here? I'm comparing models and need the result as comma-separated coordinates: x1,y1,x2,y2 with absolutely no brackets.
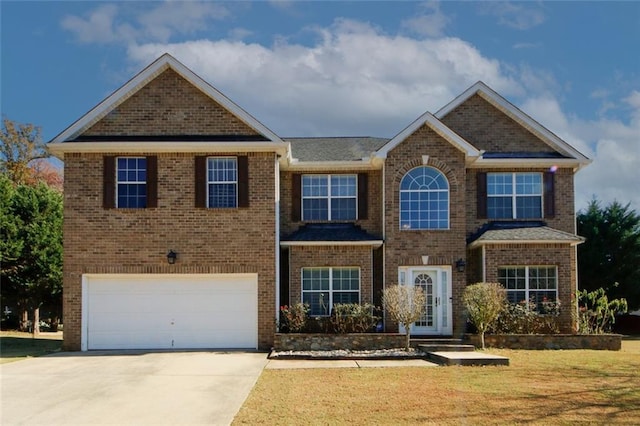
463,333,623,350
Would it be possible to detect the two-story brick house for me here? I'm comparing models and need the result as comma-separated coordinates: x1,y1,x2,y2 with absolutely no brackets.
49,54,589,351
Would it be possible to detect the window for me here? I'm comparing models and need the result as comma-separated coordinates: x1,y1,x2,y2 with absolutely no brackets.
116,157,147,208
487,172,542,219
302,175,357,221
399,166,449,230
302,267,360,316
207,157,237,208
498,266,557,309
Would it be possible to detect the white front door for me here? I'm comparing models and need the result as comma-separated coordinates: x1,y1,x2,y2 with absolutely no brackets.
399,267,452,336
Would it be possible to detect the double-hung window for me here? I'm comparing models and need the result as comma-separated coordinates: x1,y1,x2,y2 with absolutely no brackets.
498,266,557,309
116,157,147,208
302,267,360,316
487,172,542,219
207,157,237,208
302,174,357,221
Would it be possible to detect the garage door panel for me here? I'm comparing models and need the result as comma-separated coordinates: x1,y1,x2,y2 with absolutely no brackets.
85,274,258,350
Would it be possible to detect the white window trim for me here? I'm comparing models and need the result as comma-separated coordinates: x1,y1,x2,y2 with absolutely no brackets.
301,174,358,221
301,267,361,316
115,156,146,208
488,172,543,219
498,265,558,305
206,156,238,208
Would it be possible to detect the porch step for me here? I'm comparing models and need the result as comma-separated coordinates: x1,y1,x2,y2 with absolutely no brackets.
425,351,509,367
418,343,475,352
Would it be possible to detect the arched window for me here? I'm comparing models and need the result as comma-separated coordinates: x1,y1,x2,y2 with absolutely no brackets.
400,166,449,230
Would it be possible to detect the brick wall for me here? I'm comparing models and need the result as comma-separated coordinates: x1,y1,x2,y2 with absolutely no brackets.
83,68,259,137
383,124,468,335
440,94,556,153
62,152,277,350
483,243,576,332
287,245,374,308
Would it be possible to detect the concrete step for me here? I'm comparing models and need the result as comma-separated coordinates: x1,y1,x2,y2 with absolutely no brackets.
418,343,475,352
425,351,509,366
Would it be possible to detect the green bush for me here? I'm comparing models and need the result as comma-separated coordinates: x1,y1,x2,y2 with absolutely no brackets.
576,288,628,334
278,303,309,333
330,303,379,333
492,300,561,334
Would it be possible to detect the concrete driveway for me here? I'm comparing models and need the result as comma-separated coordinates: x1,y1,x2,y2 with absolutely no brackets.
0,350,268,426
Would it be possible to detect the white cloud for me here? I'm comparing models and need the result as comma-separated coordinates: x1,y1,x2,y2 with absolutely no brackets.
127,19,521,137
521,95,640,212
479,2,546,30
401,1,451,38
61,1,228,45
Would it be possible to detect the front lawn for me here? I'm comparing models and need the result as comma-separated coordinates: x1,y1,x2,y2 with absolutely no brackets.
234,339,640,425
0,331,63,364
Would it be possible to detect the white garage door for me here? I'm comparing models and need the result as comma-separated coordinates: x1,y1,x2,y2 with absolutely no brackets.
83,274,258,350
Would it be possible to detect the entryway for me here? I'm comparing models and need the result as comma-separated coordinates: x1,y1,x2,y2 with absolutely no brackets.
398,267,452,335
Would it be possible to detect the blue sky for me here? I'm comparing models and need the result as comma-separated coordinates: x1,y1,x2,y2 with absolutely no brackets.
2,1,639,211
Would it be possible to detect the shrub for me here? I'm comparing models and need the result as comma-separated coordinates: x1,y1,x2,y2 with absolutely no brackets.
278,303,309,333
463,283,506,349
330,303,379,333
382,285,426,351
576,288,628,334
492,299,561,334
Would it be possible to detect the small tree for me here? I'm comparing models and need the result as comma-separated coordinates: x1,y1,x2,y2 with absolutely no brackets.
576,288,628,334
382,285,426,351
463,283,506,349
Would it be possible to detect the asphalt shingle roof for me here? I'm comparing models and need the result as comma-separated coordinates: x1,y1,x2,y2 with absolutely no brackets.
468,221,584,246
284,137,389,162
282,223,382,242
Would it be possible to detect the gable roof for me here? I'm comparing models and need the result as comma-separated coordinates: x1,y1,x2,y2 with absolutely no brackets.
435,81,591,167
49,54,284,146
375,111,482,162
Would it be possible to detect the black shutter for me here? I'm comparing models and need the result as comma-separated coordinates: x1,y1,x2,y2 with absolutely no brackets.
292,174,301,222
358,173,368,220
237,155,249,208
103,156,115,209
477,172,487,219
146,156,158,208
195,156,207,208
544,171,555,218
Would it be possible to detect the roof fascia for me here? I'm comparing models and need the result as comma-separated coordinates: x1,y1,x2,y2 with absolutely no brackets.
470,157,583,169
436,81,591,166
375,111,481,159
283,159,379,171
469,238,584,249
280,240,383,248
50,54,285,145
47,141,289,159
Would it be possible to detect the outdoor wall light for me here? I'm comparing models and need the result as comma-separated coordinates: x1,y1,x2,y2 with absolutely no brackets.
167,250,177,265
455,258,466,273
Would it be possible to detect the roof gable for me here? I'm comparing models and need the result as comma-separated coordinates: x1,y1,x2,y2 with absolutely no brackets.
375,111,481,161
435,81,590,165
50,54,283,144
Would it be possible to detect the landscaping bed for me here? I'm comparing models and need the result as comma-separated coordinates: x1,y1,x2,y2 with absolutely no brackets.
464,333,622,350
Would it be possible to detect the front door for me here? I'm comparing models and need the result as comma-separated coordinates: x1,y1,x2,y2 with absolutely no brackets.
399,267,452,336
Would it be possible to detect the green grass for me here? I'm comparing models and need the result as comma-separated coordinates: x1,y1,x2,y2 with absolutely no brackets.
0,331,63,364
234,339,640,425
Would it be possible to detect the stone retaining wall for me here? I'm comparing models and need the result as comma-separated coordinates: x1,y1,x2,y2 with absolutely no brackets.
464,334,622,350
274,333,406,351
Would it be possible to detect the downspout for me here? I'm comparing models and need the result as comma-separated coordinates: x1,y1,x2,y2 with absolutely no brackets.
381,160,386,331
275,154,281,329
481,245,486,283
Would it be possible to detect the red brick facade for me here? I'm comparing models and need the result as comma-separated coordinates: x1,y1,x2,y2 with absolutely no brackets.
55,56,585,350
